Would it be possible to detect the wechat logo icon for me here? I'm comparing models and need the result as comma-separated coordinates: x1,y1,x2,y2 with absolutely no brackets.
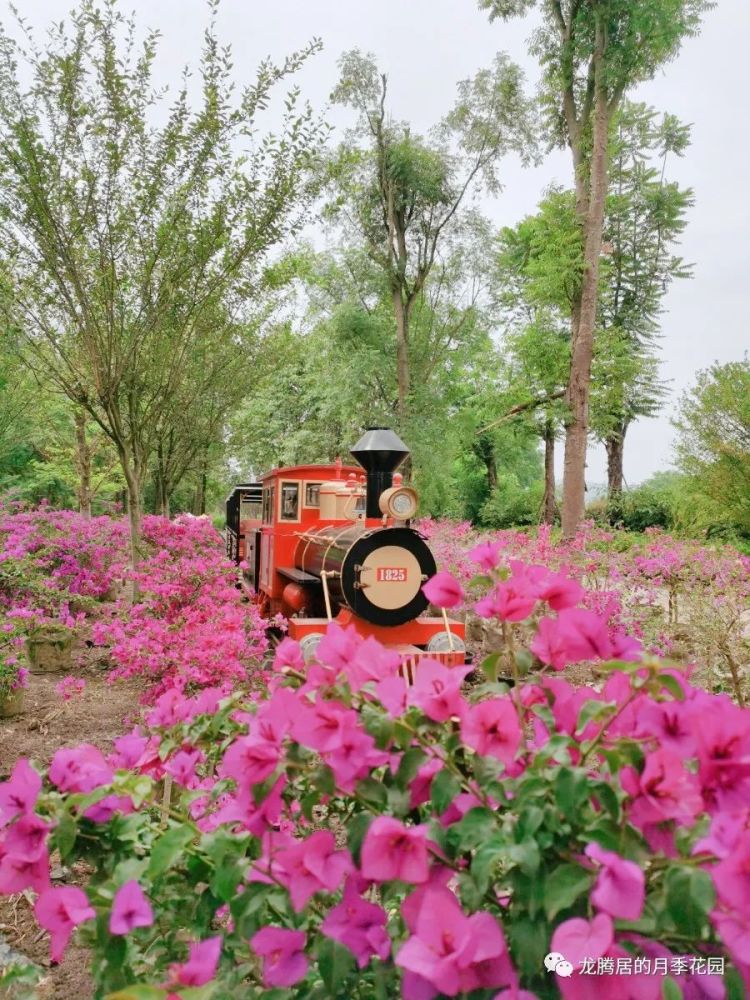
545,952,574,978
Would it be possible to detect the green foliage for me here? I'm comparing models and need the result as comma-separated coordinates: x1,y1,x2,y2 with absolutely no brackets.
674,358,750,539
0,0,325,533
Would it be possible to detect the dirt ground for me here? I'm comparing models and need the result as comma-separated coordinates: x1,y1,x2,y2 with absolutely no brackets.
0,647,144,1000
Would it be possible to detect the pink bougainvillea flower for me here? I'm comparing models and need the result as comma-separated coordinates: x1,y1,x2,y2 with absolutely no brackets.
475,580,537,623
624,749,704,828
536,571,583,611
321,876,391,968
635,700,697,756
460,697,521,766
711,831,750,914
409,757,443,809
551,608,613,662
275,830,352,911
396,888,513,997
361,816,430,884
164,748,204,788
409,659,470,722
584,842,645,920
34,886,95,963
468,539,503,572
291,699,358,753
220,736,281,788
323,724,389,793
83,795,135,825
48,744,113,794
109,880,154,935
530,616,570,671
376,674,408,717
3,813,51,862
109,731,149,769
550,912,614,970
166,936,222,988
0,849,51,894
250,926,308,988
347,636,401,691
695,708,750,812
0,759,42,827
422,572,464,610
314,622,361,674
146,688,192,728
693,810,749,859
273,636,305,672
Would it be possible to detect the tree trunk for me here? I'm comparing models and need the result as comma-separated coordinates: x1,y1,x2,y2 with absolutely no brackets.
393,288,410,421
155,441,170,518
606,429,625,498
73,409,92,517
542,422,557,525
561,77,610,539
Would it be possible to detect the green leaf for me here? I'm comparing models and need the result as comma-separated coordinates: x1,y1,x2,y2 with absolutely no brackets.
55,811,78,861
543,863,592,920
508,839,541,875
508,917,549,978
148,824,195,878
577,699,613,733
554,767,589,819
662,978,682,1000
394,748,427,787
179,987,218,1000
431,769,461,814
471,834,507,891
106,988,166,1000
356,777,388,809
450,807,498,851
210,860,245,903
664,866,716,936
658,673,686,701
480,652,502,683
346,812,373,865
361,704,394,749
317,938,355,994
387,785,412,817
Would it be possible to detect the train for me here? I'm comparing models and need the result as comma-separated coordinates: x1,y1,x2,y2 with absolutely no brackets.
225,427,466,674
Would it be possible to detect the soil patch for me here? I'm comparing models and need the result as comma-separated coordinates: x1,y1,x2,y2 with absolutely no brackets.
0,650,145,999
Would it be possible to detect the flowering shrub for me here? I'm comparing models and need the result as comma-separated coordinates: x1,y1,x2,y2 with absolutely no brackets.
2,558,750,999
0,502,268,701
419,518,750,703
92,515,269,699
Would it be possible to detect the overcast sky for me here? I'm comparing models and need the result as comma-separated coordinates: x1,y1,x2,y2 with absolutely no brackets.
9,0,750,486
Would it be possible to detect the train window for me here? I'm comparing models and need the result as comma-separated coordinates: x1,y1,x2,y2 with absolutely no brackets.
304,482,322,508
262,486,275,524
240,494,261,521
279,482,300,521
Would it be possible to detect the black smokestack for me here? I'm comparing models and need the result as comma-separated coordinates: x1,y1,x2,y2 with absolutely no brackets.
350,427,410,518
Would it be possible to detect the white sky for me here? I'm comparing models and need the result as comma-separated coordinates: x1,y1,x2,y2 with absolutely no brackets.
9,0,750,486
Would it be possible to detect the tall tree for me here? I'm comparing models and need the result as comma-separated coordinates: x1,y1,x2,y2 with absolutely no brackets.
592,103,692,497
326,49,536,427
0,0,324,565
480,0,713,535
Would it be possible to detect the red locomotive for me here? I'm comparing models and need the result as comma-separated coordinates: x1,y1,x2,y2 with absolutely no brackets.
226,428,466,674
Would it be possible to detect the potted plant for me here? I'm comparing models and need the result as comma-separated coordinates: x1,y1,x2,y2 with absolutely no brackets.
25,622,75,674
0,656,28,717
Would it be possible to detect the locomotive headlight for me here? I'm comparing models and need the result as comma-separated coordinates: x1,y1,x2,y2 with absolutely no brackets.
379,485,418,520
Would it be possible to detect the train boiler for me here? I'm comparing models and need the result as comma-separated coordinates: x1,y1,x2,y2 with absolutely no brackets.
229,428,466,672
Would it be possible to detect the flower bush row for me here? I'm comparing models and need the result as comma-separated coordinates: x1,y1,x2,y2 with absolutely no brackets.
420,518,750,703
0,502,268,699
1,554,749,998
